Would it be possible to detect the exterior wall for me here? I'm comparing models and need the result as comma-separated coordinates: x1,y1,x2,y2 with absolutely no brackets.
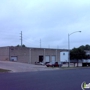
10,47,29,63
0,46,69,64
57,50,61,62
31,48,58,64
31,48,44,64
45,49,57,62
30,48,68,64
0,47,9,61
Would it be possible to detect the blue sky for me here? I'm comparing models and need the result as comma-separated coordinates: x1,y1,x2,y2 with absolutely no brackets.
0,0,90,49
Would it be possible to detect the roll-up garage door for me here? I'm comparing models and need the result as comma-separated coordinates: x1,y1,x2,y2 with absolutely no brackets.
10,56,18,61
51,56,56,64
45,56,50,62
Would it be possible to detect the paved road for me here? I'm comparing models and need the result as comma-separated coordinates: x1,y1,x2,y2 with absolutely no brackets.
0,68,90,90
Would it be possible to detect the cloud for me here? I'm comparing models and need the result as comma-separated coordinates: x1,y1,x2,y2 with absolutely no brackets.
0,0,90,49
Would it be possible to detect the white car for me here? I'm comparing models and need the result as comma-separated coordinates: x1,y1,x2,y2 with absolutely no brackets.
35,62,44,65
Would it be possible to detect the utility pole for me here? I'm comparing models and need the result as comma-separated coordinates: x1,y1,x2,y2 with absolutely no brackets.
57,45,59,49
68,31,81,67
48,45,50,48
40,39,41,48
20,31,23,47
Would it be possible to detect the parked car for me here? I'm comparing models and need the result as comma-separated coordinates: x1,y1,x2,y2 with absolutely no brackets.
35,62,44,65
46,62,62,67
39,62,44,65
44,62,50,65
46,62,54,67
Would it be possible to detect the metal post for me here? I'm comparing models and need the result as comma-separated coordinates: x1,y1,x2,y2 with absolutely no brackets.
56,49,57,62
44,48,45,64
20,31,23,47
68,34,70,67
29,48,31,64
40,39,41,48
48,45,50,48
68,31,81,67
9,47,10,61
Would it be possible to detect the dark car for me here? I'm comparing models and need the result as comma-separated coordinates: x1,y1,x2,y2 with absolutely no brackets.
46,62,62,67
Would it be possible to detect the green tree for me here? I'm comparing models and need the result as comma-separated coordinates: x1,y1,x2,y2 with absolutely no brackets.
79,45,85,50
70,48,86,67
85,44,90,50
16,45,20,47
22,44,26,47
79,44,90,50
16,44,26,47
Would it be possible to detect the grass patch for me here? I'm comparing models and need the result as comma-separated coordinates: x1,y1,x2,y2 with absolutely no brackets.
0,69,10,73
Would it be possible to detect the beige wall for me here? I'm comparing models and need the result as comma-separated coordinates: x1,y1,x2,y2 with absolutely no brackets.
0,46,68,64
31,48,44,64
30,48,63,64
10,47,68,64
0,47,9,61
45,49,57,62
10,47,29,63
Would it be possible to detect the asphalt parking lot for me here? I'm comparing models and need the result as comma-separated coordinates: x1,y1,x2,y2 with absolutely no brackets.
0,61,59,72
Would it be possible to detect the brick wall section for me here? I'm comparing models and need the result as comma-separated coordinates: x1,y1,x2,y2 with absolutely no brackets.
45,49,57,62
30,48,67,64
31,48,44,64
0,46,69,64
0,47,9,61
10,47,29,63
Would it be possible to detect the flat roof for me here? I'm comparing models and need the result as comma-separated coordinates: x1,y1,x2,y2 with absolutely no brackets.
0,46,69,51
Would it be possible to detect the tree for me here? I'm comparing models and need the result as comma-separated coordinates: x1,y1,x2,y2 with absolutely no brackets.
22,44,26,47
70,48,86,67
70,44,90,67
16,45,20,47
85,44,90,50
79,45,85,50
16,44,26,47
79,44,90,50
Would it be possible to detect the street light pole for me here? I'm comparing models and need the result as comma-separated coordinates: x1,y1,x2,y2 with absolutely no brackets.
68,31,81,67
68,34,70,67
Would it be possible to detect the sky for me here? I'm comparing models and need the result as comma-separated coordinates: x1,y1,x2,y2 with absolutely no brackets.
0,0,90,49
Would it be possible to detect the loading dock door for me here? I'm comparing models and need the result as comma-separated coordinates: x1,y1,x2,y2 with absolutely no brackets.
51,56,56,64
10,56,18,61
39,56,43,62
45,56,50,62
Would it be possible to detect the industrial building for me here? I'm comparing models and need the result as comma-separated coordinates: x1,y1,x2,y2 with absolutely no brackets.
0,46,69,64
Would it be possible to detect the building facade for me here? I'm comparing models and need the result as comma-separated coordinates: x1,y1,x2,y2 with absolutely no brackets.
0,46,69,64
